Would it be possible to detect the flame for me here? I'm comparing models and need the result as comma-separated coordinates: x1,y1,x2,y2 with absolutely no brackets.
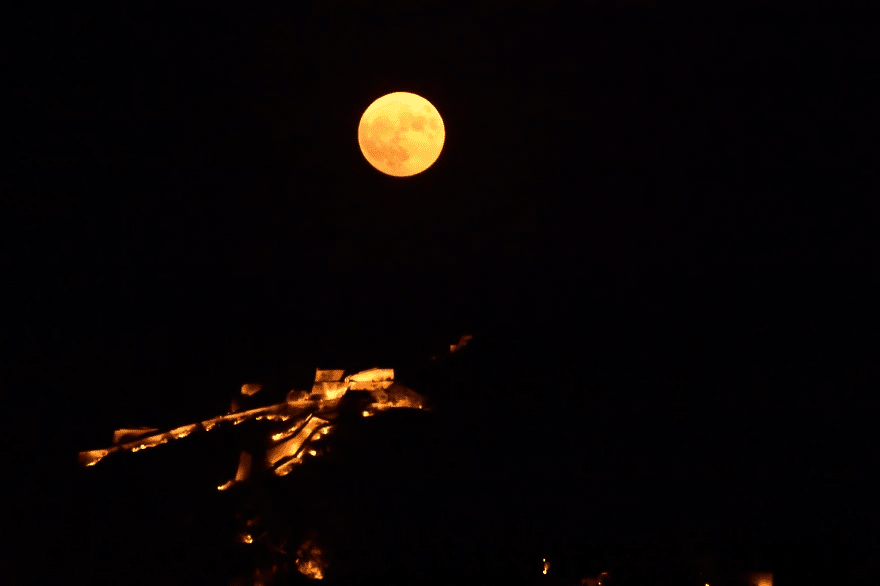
362,410,372,417
240,533,253,544
272,432,285,441
543,559,550,575
308,449,317,456
218,480,235,491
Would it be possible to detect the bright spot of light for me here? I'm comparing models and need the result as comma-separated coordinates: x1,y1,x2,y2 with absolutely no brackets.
362,411,372,417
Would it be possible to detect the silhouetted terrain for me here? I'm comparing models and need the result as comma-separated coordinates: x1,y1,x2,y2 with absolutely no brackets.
6,2,875,585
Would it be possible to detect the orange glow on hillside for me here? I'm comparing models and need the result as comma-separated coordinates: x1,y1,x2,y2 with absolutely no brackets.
744,573,773,586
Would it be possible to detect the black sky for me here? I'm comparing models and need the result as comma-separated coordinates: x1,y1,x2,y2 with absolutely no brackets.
5,3,877,584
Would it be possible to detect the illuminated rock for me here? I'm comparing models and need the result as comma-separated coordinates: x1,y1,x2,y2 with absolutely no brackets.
112,427,158,445
349,380,393,391
373,382,425,410
346,368,394,382
286,389,310,405
314,369,345,382
78,449,109,467
265,416,329,468
241,383,262,396
311,381,348,399
234,451,252,482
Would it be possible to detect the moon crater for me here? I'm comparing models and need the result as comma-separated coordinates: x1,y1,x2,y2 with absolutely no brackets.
358,92,445,177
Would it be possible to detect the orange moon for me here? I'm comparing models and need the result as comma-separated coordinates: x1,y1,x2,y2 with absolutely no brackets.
358,92,445,177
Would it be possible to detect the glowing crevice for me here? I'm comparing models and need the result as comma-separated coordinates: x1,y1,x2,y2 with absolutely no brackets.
266,415,329,468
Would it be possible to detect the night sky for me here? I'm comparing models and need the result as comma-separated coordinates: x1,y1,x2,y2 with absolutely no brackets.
6,3,876,585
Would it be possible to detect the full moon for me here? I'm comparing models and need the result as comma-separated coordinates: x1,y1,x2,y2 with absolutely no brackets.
358,92,445,177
